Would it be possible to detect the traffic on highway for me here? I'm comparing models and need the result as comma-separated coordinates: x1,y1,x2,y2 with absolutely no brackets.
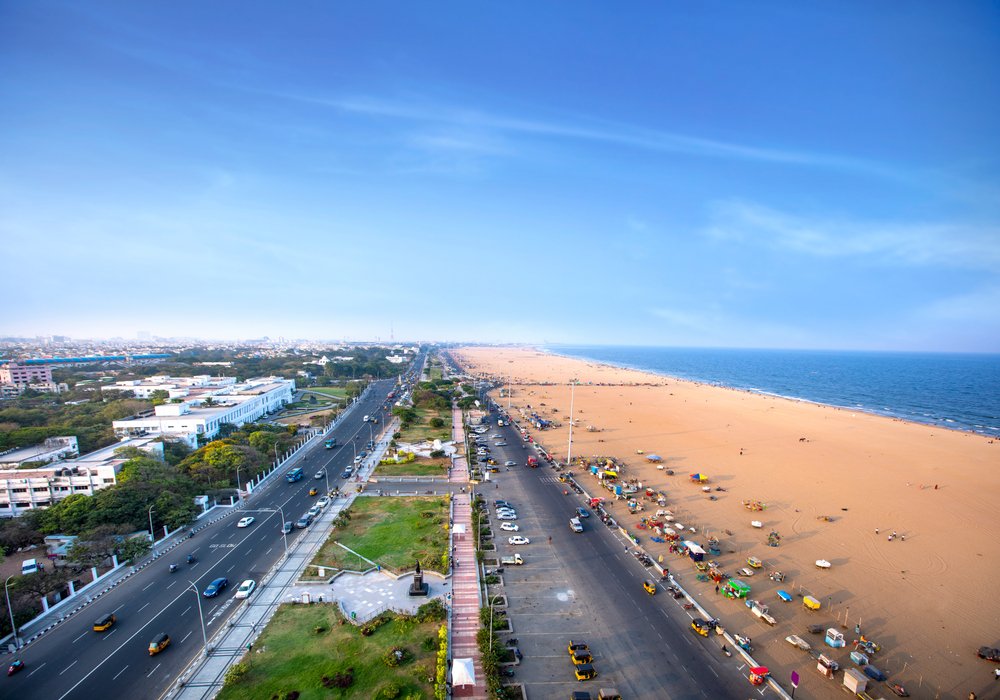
4,376,404,700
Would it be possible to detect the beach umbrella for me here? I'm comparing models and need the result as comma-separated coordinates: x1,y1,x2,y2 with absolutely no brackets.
646,454,662,462
690,473,708,482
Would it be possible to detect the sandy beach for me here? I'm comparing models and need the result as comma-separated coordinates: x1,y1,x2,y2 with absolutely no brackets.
453,346,1000,699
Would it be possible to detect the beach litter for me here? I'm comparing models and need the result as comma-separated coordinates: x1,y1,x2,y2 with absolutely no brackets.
815,559,832,569
751,520,763,528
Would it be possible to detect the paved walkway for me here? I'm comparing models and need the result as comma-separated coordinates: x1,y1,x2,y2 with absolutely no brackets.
285,569,450,621
449,407,487,699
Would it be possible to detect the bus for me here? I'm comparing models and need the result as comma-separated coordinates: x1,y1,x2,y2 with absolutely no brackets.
324,437,337,449
285,467,304,483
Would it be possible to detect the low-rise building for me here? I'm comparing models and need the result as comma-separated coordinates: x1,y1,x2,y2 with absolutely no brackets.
0,362,53,385
111,376,294,446
0,437,80,468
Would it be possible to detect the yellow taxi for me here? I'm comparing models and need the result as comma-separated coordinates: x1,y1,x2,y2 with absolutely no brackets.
642,580,657,595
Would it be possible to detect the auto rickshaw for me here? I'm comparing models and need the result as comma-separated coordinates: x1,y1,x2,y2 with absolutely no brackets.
642,580,656,595
148,632,171,656
691,619,715,637
747,556,763,568
574,663,597,681
93,613,116,632
571,649,593,665
308,487,318,496
749,666,769,686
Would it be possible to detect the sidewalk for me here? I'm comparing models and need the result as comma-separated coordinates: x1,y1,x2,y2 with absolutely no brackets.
449,407,487,699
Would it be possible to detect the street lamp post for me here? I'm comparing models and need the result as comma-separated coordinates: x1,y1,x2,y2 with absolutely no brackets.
262,507,289,556
187,581,208,656
5,576,20,650
235,465,243,505
147,505,156,552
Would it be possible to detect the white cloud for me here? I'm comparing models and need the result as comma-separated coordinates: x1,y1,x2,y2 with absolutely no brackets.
705,200,1000,270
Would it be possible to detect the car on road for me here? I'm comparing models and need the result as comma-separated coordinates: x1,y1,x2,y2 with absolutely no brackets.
93,613,116,632
234,579,257,599
317,496,330,508
494,441,507,446
281,521,293,534
494,500,512,508
148,632,170,656
237,517,255,528
504,460,517,467
490,434,502,439
308,487,319,496
314,470,325,479
353,455,363,464
341,469,353,478
576,507,590,518
296,514,313,528
499,522,519,532
508,535,530,545
643,580,657,595
203,577,229,597
497,512,517,520
308,505,321,518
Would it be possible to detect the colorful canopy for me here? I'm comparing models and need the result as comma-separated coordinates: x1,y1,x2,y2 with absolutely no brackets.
690,473,708,482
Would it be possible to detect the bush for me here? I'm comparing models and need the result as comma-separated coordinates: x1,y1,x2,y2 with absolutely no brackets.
375,682,402,699
322,668,354,688
223,661,249,686
429,417,445,429
429,449,445,458
416,598,447,622
382,646,410,667
421,635,437,652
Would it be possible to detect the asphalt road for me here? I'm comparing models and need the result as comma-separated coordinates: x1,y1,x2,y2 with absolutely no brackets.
483,405,764,699
4,378,401,700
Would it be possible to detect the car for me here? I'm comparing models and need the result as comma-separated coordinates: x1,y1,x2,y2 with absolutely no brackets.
314,470,325,479
281,521,294,534
308,505,321,518
359,451,368,458
494,500,512,507
234,579,257,599
508,536,530,545
499,522,519,532
317,497,330,508
574,663,597,681
237,517,255,528
490,434,502,439
496,510,517,518
477,456,489,463
341,469,352,478
568,641,589,654
978,646,1000,662
495,441,507,447
148,632,171,656
203,577,229,597
353,455,363,464
295,516,312,529
643,580,657,595
576,507,590,518
504,460,517,467
571,649,593,665
93,613,116,632
497,512,517,520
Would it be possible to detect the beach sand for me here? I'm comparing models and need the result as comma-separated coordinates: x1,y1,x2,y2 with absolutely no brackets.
453,346,1000,699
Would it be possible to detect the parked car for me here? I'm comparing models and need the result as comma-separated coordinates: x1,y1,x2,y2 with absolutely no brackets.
508,536,530,545
295,514,313,528
576,507,590,519
281,521,294,534
314,470,325,479
497,512,518,521
237,517,255,528
317,497,330,508
500,522,520,532
234,579,256,599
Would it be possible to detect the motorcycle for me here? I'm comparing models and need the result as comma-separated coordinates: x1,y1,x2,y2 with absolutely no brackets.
169,564,178,573
7,660,24,676
186,554,195,564
721,645,732,657
501,667,515,677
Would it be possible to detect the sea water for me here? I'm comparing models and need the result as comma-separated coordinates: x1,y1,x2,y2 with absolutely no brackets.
546,345,1000,438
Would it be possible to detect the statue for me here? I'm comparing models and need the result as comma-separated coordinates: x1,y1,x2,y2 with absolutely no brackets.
408,559,428,596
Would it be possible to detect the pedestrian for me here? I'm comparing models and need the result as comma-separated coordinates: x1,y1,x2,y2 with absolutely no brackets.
994,668,1000,680
901,535,906,541
715,584,720,594
875,528,879,535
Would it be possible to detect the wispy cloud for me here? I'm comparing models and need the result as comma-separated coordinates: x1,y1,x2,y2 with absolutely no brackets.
705,200,1000,270
274,93,898,176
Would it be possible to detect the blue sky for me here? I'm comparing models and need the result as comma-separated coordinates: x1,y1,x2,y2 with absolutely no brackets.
2,1,998,351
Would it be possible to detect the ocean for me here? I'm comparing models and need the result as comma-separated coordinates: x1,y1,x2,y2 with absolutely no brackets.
545,345,1000,438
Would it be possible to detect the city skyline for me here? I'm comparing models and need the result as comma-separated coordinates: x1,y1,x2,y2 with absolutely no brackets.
2,2,998,351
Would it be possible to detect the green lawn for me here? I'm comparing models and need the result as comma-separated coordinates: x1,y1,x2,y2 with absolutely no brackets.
304,387,350,400
216,603,443,700
427,367,443,381
306,496,450,578
397,407,451,443
373,457,450,478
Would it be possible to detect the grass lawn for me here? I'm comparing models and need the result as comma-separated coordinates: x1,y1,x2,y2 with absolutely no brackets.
373,456,450,478
306,496,449,578
305,387,350,400
427,366,443,381
216,603,443,700
397,407,451,443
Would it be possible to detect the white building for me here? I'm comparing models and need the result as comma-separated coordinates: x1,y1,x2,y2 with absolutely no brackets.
111,376,294,447
0,436,163,517
101,374,238,400
0,436,79,468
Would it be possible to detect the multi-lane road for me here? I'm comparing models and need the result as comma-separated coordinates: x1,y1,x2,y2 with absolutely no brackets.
4,378,400,700
481,400,759,699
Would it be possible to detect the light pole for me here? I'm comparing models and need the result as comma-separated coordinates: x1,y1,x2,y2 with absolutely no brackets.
566,380,576,465
273,443,279,468
5,576,19,650
235,465,243,504
187,581,208,656
147,505,156,551
260,507,289,556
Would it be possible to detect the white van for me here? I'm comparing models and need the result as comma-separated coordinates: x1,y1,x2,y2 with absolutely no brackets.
21,558,41,576
363,415,370,422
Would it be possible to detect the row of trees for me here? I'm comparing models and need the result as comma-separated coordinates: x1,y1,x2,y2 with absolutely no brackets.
0,396,151,453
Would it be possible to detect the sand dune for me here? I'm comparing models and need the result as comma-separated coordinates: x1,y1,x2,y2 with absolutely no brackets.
454,346,1000,700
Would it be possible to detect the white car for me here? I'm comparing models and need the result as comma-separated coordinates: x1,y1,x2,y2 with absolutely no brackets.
497,512,518,521
504,460,517,467
234,579,256,599
508,536,530,545
500,522,520,532
496,509,517,518
491,434,502,439
495,441,507,446
237,517,255,528
317,497,330,508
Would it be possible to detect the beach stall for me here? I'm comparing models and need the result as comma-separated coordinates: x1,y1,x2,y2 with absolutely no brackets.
777,590,792,602
723,578,751,599
645,454,662,463
803,595,821,611
689,472,709,483
843,668,868,694
683,540,706,562
825,628,846,648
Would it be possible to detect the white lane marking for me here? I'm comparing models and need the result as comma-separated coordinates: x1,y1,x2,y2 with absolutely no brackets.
112,666,129,680
181,631,192,644
27,662,46,678
165,580,176,590
142,581,156,591
146,663,160,678
111,604,125,614
138,603,150,613
182,606,191,616
227,564,235,572
73,630,88,643
59,660,78,676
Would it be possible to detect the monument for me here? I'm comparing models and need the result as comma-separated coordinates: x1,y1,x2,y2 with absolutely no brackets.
408,560,429,597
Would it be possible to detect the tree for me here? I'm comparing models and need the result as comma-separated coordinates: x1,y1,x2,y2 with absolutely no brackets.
0,519,43,555
67,524,134,568
149,389,170,406
11,568,72,601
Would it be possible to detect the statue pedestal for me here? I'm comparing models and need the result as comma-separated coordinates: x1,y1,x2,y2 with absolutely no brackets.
408,561,429,597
